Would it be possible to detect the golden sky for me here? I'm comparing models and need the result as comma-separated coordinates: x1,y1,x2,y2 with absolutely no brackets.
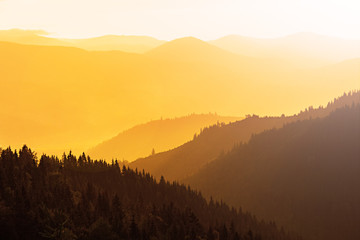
0,0,359,40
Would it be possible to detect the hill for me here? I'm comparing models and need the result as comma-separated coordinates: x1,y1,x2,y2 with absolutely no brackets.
131,91,360,181
209,33,360,68
0,146,298,240
185,104,360,240
88,114,242,162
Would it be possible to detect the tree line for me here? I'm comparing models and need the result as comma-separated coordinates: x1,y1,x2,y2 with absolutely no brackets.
0,146,299,240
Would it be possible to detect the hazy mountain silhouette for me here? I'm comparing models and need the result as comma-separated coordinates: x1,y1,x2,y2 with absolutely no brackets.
185,104,360,240
88,114,242,162
131,91,360,181
3,30,360,66
2,29,359,68
0,29,165,53
145,37,254,66
210,33,360,68
1,40,359,155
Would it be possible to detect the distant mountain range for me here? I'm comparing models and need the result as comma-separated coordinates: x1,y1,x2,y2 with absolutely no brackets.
1,30,359,155
2,29,359,68
88,114,242,162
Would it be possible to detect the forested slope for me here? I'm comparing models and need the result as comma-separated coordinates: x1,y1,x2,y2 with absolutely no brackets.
186,104,360,240
131,91,360,181
88,113,241,162
0,146,298,240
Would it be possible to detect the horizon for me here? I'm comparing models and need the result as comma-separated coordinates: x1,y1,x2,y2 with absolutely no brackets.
2,28,360,42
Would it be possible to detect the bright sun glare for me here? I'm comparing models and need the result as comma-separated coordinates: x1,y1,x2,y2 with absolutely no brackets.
0,0,359,40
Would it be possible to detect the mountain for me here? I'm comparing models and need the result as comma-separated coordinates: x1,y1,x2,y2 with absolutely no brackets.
63,35,165,53
209,33,360,68
145,37,253,65
0,29,165,53
144,36,286,77
88,114,242,162
2,29,359,67
185,104,360,240
1,41,359,155
0,146,298,240
131,91,360,181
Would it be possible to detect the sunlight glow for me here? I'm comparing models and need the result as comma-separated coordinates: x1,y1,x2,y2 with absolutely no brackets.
0,0,359,40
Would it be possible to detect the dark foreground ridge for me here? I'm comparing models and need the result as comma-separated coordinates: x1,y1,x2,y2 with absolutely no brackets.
0,146,299,240
186,104,360,240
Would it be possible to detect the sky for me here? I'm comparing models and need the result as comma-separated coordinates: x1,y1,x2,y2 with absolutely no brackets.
0,0,359,40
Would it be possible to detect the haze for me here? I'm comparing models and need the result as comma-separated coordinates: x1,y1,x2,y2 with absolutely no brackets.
1,1,360,240
0,0,360,40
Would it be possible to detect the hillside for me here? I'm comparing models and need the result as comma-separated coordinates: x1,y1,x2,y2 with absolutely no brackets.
0,146,298,240
88,114,242,162
131,91,360,181
185,104,360,240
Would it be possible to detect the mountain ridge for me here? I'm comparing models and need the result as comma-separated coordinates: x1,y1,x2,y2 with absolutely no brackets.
130,91,360,181
88,113,243,162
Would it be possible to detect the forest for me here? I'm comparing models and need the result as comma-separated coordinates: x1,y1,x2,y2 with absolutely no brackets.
0,146,299,240
185,104,360,240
